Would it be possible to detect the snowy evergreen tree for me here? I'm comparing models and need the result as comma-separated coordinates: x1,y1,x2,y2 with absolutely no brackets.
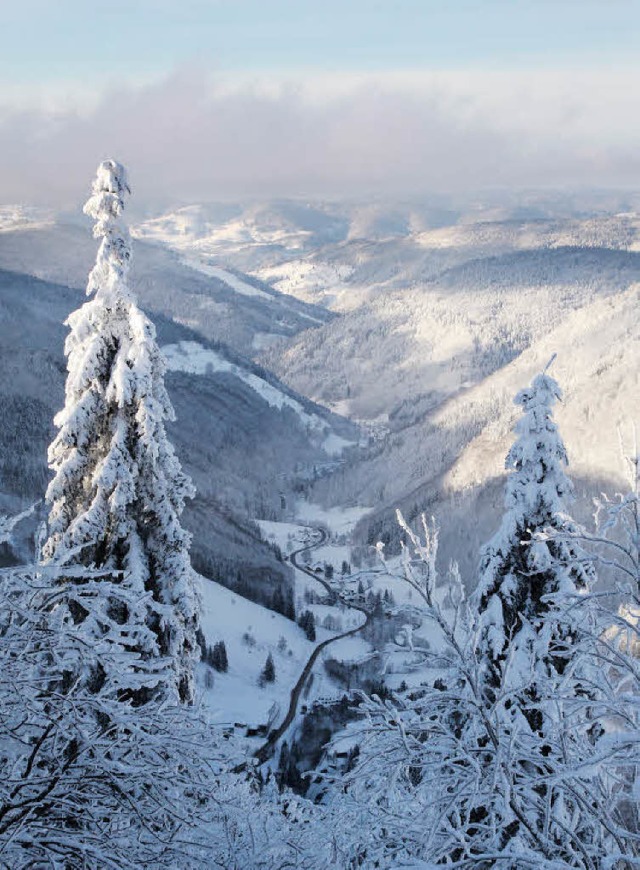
260,652,276,685
474,364,593,704
42,159,199,703
298,609,316,641
211,640,228,673
328,512,637,868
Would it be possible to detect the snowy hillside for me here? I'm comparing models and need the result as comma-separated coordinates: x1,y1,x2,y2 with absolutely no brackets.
262,246,640,420
198,532,370,728
238,201,640,583
131,195,640,304
341,281,640,579
133,201,351,268
254,216,640,314
303,265,640,580
198,575,319,726
92,196,640,586
163,341,355,457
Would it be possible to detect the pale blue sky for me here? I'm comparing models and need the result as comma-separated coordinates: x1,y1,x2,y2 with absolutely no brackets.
3,0,639,87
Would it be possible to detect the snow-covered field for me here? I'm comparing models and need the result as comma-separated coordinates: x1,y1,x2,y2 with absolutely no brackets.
198,575,317,725
293,501,371,535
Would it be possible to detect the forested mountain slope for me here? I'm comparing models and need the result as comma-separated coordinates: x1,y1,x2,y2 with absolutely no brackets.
262,246,640,420
248,212,640,580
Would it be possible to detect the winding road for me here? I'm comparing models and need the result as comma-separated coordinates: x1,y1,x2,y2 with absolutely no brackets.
254,526,372,765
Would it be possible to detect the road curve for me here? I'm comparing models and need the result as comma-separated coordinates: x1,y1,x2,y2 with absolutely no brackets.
254,525,372,765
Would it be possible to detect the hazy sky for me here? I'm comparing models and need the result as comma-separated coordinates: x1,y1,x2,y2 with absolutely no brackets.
2,0,640,206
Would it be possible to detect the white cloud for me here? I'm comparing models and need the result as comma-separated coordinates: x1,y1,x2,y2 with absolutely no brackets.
1,67,640,207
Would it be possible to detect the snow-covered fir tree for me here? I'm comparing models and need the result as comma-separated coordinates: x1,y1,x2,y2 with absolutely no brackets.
474,363,593,705
43,159,199,703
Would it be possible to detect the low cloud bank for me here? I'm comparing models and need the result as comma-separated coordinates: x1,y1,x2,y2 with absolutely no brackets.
2,68,639,207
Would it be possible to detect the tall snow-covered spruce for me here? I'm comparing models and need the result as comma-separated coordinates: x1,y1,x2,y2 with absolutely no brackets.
474,362,593,702
43,159,199,703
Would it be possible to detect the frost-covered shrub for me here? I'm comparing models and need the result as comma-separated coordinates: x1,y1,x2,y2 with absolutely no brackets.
0,562,216,869
331,511,639,868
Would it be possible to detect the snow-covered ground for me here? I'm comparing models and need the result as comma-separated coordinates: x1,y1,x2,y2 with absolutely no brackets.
293,501,371,535
200,508,379,727
198,574,372,727
198,575,316,725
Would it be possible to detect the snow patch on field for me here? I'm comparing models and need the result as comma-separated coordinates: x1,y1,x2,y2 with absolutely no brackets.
322,431,355,456
252,332,284,351
163,340,316,423
328,634,373,661
256,520,309,550
181,257,274,299
294,501,371,535
257,260,356,309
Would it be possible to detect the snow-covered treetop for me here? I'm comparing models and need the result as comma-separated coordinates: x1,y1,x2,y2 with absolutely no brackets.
475,363,592,660
84,159,130,213
503,368,573,522
83,159,132,300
